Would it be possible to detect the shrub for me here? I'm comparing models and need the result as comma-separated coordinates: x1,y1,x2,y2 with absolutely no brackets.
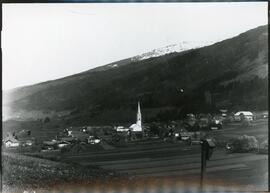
259,139,268,154
260,139,268,149
230,135,259,153
43,117,50,123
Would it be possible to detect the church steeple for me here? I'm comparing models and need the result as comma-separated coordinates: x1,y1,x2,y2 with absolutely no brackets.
129,101,143,132
136,101,142,127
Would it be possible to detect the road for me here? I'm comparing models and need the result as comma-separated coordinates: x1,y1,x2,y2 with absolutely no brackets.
62,120,268,191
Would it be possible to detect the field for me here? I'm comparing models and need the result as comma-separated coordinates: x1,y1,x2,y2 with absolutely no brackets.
2,152,126,193
2,119,65,142
2,119,268,192
60,119,268,192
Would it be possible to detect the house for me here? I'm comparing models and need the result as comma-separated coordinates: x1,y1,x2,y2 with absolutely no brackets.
254,111,268,119
57,141,71,148
20,139,34,147
17,135,35,147
220,109,228,117
88,136,101,144
65,126,83,135
42,140,60,151
234,111,254,121
43,140,58,146
69,131,89,142
4,137,20,148
59,137,75,143
4,132,35,148
115,126,129,132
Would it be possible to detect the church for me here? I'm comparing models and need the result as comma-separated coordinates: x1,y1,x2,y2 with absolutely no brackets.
129,102,143,132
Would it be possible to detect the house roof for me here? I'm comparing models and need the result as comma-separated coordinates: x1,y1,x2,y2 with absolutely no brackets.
4,136,19,143
60,137,75,142
71,132,88,138
43,140,58,145
58,141,71,144
72,134,88,140
17,137,35,141
5,139,19,143
66,126,85,132
235,111,253,116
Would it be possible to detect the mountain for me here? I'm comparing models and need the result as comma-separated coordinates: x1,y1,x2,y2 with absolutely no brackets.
3,25,268,124
71,41,215,73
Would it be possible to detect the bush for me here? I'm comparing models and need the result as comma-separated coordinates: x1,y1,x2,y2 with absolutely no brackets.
43,117,50,123
260,139,268,149
259,139,268,154
230,135,259,153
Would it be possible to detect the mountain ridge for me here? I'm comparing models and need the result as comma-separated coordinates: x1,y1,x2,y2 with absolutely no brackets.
3,25,268,124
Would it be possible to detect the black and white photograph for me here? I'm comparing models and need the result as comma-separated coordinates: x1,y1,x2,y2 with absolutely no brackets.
2,2,268,193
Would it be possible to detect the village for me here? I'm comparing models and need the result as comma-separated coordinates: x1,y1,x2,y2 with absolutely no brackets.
3,102,268,192
3,102,268,155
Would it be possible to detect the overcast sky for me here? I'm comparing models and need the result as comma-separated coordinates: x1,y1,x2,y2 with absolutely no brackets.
2,2,268,90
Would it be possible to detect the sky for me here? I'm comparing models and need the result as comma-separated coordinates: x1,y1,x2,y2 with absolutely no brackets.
2,2,268,90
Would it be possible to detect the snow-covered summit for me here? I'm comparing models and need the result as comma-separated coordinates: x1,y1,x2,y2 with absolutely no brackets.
131,41,215,61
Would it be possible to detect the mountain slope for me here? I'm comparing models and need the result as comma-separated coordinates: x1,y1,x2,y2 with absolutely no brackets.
3,25,268,124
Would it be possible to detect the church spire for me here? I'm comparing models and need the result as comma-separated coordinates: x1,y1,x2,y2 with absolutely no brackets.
129,101,143,132
136,101,142,127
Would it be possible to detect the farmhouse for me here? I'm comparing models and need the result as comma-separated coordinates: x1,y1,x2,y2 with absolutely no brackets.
3,133,34,148
234,111,254,121
115,126,129,132
57,141,71,148
88,136,101,144
4,137,20,148
43,140,58,146
68,131,88,141
59,137,75,143
16,135,35,147
20,139,34,147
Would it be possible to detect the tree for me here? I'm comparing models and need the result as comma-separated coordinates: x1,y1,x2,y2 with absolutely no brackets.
44,117,50,123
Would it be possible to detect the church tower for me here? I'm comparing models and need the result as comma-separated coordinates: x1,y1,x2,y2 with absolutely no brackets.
136,101,142,127
129,101,143,132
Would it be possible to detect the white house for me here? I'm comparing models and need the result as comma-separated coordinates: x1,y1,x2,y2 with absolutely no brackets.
4,138,20,148
57,141,71,148
115,126,129,132
21,139,34,147
88,136,101,144
234,111,254,121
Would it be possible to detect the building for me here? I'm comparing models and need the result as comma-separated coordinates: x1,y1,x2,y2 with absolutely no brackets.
3,134,34,148
68,131,89,142
57,141,71,148
20,139,34,147
4,137,20,148
59,137,75,143
129,102,143,132
88,136,101,144
115,126,129,132
234,111,254,121
43,140,58,146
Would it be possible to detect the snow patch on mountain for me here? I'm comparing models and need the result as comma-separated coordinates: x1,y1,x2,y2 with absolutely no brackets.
131,41,215,61
109,64,118,68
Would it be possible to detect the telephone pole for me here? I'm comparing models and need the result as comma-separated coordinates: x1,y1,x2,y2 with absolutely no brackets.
200,140,207,191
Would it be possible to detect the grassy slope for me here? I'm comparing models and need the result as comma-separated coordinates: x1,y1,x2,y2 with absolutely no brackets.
2,152,124,192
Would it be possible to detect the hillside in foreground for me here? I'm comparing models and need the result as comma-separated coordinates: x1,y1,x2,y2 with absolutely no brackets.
2,152,124,193
3,25,268,124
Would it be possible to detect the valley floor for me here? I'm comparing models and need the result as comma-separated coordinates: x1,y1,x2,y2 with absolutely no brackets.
2,120,268,192
61,120,268,192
